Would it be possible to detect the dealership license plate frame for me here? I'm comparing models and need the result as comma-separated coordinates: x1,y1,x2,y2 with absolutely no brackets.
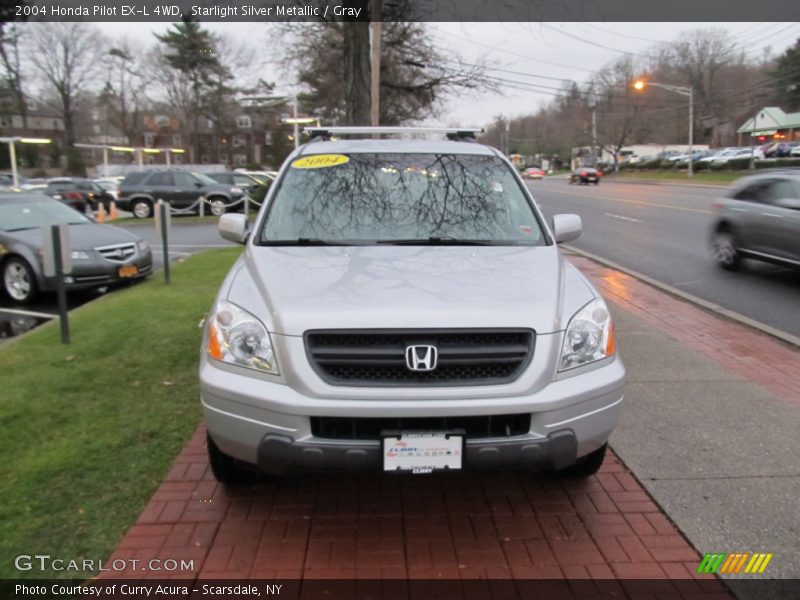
381,430,465,474
118,265,139,278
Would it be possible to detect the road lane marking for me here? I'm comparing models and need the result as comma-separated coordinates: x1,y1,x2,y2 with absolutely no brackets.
604,213,642,223
537,187,713,215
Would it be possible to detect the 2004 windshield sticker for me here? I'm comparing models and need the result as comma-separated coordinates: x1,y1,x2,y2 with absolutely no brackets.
291,154,350,169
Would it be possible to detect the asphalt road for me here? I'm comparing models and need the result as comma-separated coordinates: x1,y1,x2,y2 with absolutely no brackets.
530,177,800,339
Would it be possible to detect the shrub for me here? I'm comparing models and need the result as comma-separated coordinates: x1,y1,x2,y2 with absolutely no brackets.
641,159,662,169
659,160,676,170
693,160,710,171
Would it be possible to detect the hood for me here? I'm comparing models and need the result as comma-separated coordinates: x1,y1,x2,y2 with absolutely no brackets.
226,245,596,336
6,223,141,251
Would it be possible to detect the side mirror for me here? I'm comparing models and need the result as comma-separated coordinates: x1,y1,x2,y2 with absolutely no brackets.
194,182,203,187
218,213,249,244
774,197,800,210
552,214,582,244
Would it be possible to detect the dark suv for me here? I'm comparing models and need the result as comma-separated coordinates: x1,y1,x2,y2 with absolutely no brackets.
116,170,246,218
45,177,115,213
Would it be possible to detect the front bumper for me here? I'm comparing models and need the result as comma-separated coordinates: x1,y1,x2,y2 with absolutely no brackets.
201,353,625,475
38,251,153,292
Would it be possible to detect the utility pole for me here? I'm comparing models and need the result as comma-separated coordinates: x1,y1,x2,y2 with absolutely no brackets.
293,95,299,149
369,0,382,127
588,91,597,167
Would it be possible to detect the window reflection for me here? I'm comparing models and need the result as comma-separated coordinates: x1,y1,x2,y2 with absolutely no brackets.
260,153,544,244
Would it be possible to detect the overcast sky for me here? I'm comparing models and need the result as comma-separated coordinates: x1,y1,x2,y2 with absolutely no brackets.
95,21,800,127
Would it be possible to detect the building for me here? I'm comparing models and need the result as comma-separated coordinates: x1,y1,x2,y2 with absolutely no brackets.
737,107,800,146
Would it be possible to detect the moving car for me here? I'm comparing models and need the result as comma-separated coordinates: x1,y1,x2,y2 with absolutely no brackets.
710,172,800,270
0,193,152,303
522,167,545,180
199,127,625,483
569,167,600,185
116,170,246,218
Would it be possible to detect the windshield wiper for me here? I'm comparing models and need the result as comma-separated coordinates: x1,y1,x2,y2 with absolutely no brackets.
265,238,369,246
377,237,509,246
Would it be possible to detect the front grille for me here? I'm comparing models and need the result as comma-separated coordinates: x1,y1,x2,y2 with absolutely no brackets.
305,328,534,386
95,243,136,263
311,414,531,440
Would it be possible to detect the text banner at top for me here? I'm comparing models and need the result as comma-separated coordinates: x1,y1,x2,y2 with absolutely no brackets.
5,0,799,22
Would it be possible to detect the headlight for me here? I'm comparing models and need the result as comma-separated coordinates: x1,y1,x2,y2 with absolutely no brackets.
558,298,615,371
137,240,149,253
230,186,243,194
70,250,91,260
206,299,278,374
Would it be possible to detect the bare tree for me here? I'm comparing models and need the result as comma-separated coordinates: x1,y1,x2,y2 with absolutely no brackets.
27,22,107,147
0,22,28,128
98,39,148,145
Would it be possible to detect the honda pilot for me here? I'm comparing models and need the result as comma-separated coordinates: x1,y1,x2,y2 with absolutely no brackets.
199,127,625,483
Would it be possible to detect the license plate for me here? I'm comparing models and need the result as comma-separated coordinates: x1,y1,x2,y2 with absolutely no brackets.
118,265,138,278
382,432,463,473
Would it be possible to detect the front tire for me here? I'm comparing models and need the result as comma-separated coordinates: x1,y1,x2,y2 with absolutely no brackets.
2,257,37,304
207,433,260,485
711,228,741,270
554,443,607,478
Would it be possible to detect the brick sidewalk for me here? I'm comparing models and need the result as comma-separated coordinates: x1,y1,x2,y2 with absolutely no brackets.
569,256,800,408
108,426,727,593
101,255,800,595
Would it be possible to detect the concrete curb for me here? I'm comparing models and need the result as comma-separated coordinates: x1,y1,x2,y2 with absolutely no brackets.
563,244,800,350
602,177,729,189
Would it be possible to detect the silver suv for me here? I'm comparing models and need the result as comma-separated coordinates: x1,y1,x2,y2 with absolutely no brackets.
200,127,625,483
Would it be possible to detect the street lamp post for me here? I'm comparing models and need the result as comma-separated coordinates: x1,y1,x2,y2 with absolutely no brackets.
0,137,52,187
634,80,694,177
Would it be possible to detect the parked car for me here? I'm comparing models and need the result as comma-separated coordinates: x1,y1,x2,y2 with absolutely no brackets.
93,178,122,201
699,148,737,164
712,148,764,164
764,141,799,158
710,172,800,270
199,127,625,483
789,145,800,157
116,170,246,218
569,167,600,185
44,177,115,213
0,193,152,303
522,167,545,180
206,171,265,196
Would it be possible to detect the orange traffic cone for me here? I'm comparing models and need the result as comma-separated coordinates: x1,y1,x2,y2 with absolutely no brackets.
96,203,106,223
109,201,119,220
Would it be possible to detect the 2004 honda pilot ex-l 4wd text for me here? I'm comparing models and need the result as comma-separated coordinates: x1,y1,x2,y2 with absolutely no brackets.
200,127,624,483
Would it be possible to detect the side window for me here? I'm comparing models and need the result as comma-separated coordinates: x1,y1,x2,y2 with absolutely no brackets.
233,175,252,186
761,179,798,206
76,181,93,191
148,172,175,186
732,182,769,203
174,172,199,188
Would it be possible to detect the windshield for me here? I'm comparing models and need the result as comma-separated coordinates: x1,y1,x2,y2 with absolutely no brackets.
259,153,546,245
0,197,91,231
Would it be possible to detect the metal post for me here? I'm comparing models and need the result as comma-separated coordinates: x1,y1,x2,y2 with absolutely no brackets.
293,96,299,149
591,105,597,167
166,150,171,167
370,0,382,127
137,148,143,167
199,195,205,217
103,147,109,176
159,200,170,284
244,194,250,220
9,140,18,188
51,225,70,344
688,88,694,177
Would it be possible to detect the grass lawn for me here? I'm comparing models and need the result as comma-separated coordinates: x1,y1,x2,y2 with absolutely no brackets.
0,248,241,578
606,171,745,185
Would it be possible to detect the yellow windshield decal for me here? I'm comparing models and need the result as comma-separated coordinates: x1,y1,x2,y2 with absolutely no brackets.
291,154,350,169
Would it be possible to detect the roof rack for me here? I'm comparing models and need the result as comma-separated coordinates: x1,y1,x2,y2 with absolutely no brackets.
304,126,484,142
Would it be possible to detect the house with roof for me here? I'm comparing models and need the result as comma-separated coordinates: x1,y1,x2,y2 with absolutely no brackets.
737,107,800,146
